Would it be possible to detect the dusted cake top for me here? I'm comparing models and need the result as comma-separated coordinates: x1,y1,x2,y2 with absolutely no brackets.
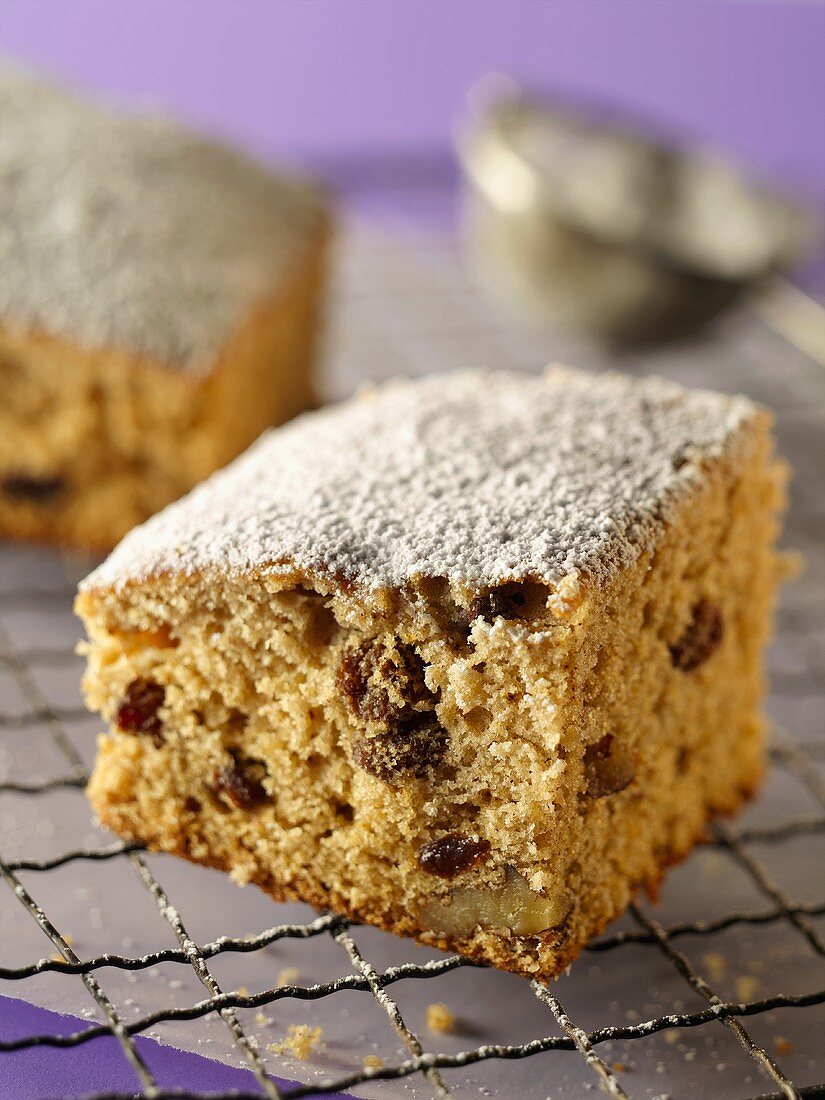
0,63,324,371
83,367,758,595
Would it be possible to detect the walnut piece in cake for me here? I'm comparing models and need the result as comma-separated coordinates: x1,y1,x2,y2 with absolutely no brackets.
77,367,787,980
0,62,330,551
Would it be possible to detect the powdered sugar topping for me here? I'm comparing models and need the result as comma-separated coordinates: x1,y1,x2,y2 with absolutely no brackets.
82,368,758,594
0,62,323,371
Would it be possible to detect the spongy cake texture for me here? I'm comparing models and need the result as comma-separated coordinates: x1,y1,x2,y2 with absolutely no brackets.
78,367,787,980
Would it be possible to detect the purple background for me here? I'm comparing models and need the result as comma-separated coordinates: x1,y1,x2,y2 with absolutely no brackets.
0,995,349,1099
0,996,263,1099
2,0,824,205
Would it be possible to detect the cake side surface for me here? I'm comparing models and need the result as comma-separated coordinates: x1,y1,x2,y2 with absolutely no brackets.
80,367,758,597
78,368,787,980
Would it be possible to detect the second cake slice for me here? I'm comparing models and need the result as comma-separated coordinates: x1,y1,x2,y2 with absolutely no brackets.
0,63,329,550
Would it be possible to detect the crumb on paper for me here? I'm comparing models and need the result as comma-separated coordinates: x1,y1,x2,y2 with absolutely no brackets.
735,975,759,1002
50,933,75,962
277,966,300,987
779,549,804,582
775,1036,794,1055
267,1024,324,1060
702,952,726,982
702,851,727,878
426,1002,455,1034
363,1054,384,1070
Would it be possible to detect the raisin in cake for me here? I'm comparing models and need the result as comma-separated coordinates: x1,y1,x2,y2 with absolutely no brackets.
0,63,330,550
77,367,787,980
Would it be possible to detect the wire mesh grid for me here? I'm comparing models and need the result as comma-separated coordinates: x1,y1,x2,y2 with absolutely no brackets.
1,220,824,1099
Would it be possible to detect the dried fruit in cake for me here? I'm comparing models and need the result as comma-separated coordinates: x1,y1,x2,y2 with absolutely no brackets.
116,679,165,745
418,834,492,879
670,600,725,671
212,755,270,809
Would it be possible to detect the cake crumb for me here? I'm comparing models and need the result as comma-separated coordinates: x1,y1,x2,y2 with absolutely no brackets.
775,1037,794,1055
735,975,759,1002
266,1024,324,1060
426,1002,455,1033
277,966,300,986
702,952,726,982
51,934,74,962
701,852,727,878
363,1054,384,1070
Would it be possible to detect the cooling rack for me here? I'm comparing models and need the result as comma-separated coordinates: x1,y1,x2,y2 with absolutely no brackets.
1,220,824,1100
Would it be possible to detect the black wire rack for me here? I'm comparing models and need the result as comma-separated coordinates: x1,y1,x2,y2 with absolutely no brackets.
1,225,824,1099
